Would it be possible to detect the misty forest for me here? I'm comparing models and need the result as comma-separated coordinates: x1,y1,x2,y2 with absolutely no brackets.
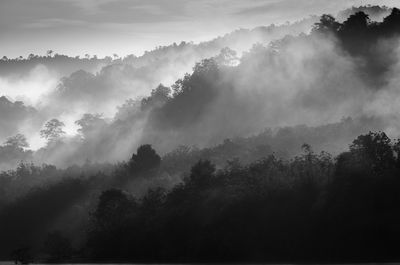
1,3,400,263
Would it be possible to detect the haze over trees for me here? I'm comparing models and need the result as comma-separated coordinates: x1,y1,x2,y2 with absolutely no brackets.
1,5,400,263
1,6,400,169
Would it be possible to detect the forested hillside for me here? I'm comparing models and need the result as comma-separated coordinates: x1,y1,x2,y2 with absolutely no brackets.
1,6,400,263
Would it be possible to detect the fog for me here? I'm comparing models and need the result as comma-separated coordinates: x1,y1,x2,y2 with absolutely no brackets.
3,5,400,262
1,6,400,170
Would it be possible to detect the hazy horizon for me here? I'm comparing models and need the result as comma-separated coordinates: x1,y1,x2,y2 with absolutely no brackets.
1,0,398,58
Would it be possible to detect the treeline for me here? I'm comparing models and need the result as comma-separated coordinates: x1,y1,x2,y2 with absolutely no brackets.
0,16,314,78
1,131,400,262
2,7,400,169
0,115,381,204
80,131,400,262
1,7,400,262
313,7,400,87
141,8,400,149
337,5,392,21
0,52,113,78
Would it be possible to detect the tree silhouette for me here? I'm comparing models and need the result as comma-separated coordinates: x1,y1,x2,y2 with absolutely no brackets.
129,144,161,172
40,119,65,142
381,7,400,36
187,159,216,187
88,189,137,258
92,189,135,231
349,131,395,172
312,14,340,34
140,84,171,110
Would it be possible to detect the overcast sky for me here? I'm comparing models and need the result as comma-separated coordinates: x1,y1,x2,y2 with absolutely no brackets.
0,0,398,58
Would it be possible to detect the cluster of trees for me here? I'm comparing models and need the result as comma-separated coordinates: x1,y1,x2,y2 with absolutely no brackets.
0,142,168,260
158,116,381,176
0,14,314,78
2,7,400,262
137,8,400,151
0,118,67,170
82,132,400,262
0,96,36,169
337,5,392,21
0,134,33,171
313,8,400,87
0,114,382,203
1,131,400,262
0,50,104,62
0,52,113,78
3,6,400,169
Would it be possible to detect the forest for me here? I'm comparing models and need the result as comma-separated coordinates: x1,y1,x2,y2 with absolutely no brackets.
1,5,400,263
1,131,400,262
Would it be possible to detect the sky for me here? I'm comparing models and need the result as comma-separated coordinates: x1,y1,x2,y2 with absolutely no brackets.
0,0,399,58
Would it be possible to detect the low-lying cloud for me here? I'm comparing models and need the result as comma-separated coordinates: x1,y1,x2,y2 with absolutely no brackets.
1,6,400,170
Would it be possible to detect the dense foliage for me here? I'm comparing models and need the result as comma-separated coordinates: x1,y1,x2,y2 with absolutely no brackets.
83,132,400,263
1,8,400,263
1,131,400,263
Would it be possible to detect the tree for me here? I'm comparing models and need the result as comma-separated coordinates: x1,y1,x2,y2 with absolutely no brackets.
337,131,395,175
129,144,161,172
40,119,66,142
187,159,216,187
88,189,137,258
92,189,134,231
341,11,370,34
3,134,29,149
140,84,171,110
192,58,219,76
75,113,105,138
349,131,395,172
312,14,340,34
215,47,239,66
141,187,166,212
46,50,54,57
381,8,400,36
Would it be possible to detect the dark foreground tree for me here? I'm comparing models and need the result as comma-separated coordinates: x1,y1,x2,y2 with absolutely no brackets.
129,144,161,172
